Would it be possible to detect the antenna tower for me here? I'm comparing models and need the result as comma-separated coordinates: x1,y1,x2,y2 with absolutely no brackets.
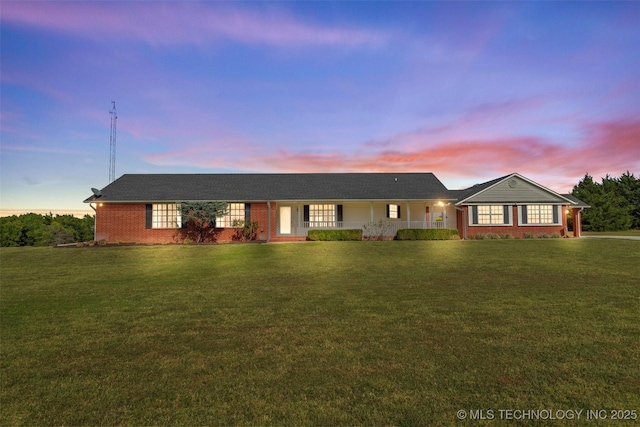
109,101,118,183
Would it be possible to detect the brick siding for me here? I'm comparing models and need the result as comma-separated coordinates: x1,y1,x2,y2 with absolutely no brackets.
459,205,570,239
95,202,273,244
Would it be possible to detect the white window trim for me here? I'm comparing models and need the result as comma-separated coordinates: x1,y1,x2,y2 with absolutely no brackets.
218,203,245,228
308,204,337,228
518,205,561,226
388,204,400,219
152,203,182,229
468,205,513,226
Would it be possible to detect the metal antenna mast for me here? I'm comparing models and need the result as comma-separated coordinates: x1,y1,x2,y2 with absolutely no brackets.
109,101,118,183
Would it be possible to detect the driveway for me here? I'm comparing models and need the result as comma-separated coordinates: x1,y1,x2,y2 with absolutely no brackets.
582,235,640,241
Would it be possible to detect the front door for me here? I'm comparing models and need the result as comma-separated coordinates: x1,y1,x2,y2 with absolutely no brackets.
279,206,291,234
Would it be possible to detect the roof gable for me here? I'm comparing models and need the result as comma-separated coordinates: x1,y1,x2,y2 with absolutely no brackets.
455,173,574,205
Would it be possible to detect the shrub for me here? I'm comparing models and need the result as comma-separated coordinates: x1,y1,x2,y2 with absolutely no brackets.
487,233,501,239
362,220,392,241
501,234,513,239
524,233,535,239
537,233,550,239
550,233,561,238
474,234,488,240
396,229,459,240
232,220,260,241
307,229,363,241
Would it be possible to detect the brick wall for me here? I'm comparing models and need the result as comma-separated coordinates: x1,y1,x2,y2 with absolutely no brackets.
96,202,273,244
460,205,570,239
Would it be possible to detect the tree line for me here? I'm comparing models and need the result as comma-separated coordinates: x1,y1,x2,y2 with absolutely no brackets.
572,171,639,231
1,213,94,247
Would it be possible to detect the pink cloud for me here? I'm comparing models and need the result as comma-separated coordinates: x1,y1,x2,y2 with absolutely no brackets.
143,117,638,192
1,3,387,48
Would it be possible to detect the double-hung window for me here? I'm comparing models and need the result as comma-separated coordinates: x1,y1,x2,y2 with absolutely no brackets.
149,203,182,229
218,203,246,228
387,204,401,219
477,205,503,224
308,204,336,228
470,205,511,226
303,204,343,228
521,205,559,225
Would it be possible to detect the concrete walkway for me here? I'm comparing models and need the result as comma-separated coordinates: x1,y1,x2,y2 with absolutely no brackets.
582,235,640,241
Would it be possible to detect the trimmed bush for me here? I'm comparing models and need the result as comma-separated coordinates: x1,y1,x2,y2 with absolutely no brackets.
396,229,459,240
307,229,363,241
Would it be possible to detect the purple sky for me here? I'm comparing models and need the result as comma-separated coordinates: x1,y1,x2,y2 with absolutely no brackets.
1,1,639,216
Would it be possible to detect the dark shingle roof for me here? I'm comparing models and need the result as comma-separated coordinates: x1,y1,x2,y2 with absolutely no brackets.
84,173,453,203
448,174,511,201
561,193,591,208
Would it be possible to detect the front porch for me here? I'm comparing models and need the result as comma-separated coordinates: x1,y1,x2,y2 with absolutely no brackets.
274,201,455,238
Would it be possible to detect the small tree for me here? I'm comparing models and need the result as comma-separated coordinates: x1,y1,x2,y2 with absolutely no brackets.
176,201,228,243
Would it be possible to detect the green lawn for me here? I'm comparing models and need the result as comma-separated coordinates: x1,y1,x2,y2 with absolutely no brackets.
1,240,639,426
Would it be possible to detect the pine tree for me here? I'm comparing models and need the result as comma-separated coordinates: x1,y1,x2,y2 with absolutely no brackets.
572,173,635,231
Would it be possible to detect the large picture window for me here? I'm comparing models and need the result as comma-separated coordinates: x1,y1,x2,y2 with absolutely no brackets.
477,205,503,225
218,203,246,228
308,204,336,227
151,203,181,229
470,205,511,226
521,205,559,225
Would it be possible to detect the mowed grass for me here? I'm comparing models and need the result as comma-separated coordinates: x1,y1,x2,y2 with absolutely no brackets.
1,240,639,426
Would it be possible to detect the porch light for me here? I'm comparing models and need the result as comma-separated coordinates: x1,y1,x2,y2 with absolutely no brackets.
437,201,444,207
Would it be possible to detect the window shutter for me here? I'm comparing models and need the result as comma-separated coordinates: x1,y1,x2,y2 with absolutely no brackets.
503,205,510,224
337,204,343,222
398,205,401,219
245,203,251,223
471,206,478,225
521,206,528,224
145,204,153,229
553,205,559,224
303,205,309,222
386,204,390,218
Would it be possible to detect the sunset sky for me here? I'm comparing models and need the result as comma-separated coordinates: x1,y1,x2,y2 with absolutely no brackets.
1,1,639,216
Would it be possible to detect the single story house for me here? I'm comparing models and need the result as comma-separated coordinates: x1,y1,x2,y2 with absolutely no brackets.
84,172,589,243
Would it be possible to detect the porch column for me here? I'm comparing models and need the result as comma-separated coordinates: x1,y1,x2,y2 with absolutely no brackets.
572,208,582,237
267,201,271,242
443,206,447,228
406,202,411,228
424,204,428,228
370,202,374,222
297,203,301,236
